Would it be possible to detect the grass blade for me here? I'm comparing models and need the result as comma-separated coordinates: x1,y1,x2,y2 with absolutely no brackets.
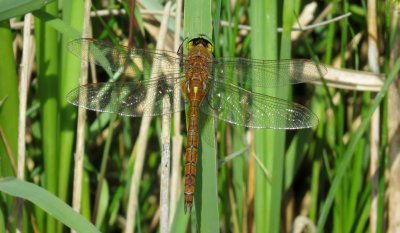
184,0,219,232
34,2,60,231
316,58,400,232
0,21,18,178
0,178,100,233
250,0,284,232
58,0,84,210
0,0,55,21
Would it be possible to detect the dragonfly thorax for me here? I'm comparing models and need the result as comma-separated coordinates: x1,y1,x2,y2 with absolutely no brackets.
183,40,213,103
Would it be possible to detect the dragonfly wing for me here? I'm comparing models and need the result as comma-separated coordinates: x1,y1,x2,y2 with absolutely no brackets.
68,38,184,76
200,81,318,129
67,77,185,117
211,58,327,88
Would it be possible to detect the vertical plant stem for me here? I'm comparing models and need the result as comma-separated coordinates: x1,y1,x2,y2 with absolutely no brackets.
323,1,337,65
366,0,380,232
223,2,247,231
170,0,183,224
124,3,170,232
71,1,91,232
0,22,19,179
160,5,172,233
161,96,171,233
0,66,18,231
184,0,219,232
246,130,255,233
58,0,84,215
387,2,400,232
250,0,282,232
34,2,60,232
269,0,295,231
17,12,34,233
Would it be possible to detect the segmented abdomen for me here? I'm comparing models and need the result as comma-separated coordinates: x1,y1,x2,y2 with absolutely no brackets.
184,100,200,213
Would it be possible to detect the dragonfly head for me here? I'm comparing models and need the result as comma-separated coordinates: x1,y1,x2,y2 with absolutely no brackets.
187,35,214,53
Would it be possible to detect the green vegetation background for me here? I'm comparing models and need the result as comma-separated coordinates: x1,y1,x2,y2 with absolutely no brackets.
0,0,399,232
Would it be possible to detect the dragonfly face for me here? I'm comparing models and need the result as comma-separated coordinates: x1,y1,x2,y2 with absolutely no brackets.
66,37,327,213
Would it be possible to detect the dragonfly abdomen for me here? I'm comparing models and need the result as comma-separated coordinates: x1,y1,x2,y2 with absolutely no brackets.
184,100,201,213
183,39,213,213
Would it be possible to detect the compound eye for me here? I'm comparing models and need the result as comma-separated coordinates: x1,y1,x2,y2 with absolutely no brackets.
207,43,214,52
186,41,194,50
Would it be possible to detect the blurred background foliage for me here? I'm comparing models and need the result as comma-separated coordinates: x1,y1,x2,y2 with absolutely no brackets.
0,0,399,232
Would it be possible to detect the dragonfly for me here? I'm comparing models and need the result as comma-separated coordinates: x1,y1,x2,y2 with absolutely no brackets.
66,37,327,213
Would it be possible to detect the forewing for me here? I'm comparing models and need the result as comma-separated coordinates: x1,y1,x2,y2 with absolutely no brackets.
67,78,185,117
67,38,184,76
200,81,318,129
211,58,327,88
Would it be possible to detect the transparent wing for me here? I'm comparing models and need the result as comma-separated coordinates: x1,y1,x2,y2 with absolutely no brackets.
200,81,318,129
211,58,327,88
66,78,185,117
67,38,184,76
